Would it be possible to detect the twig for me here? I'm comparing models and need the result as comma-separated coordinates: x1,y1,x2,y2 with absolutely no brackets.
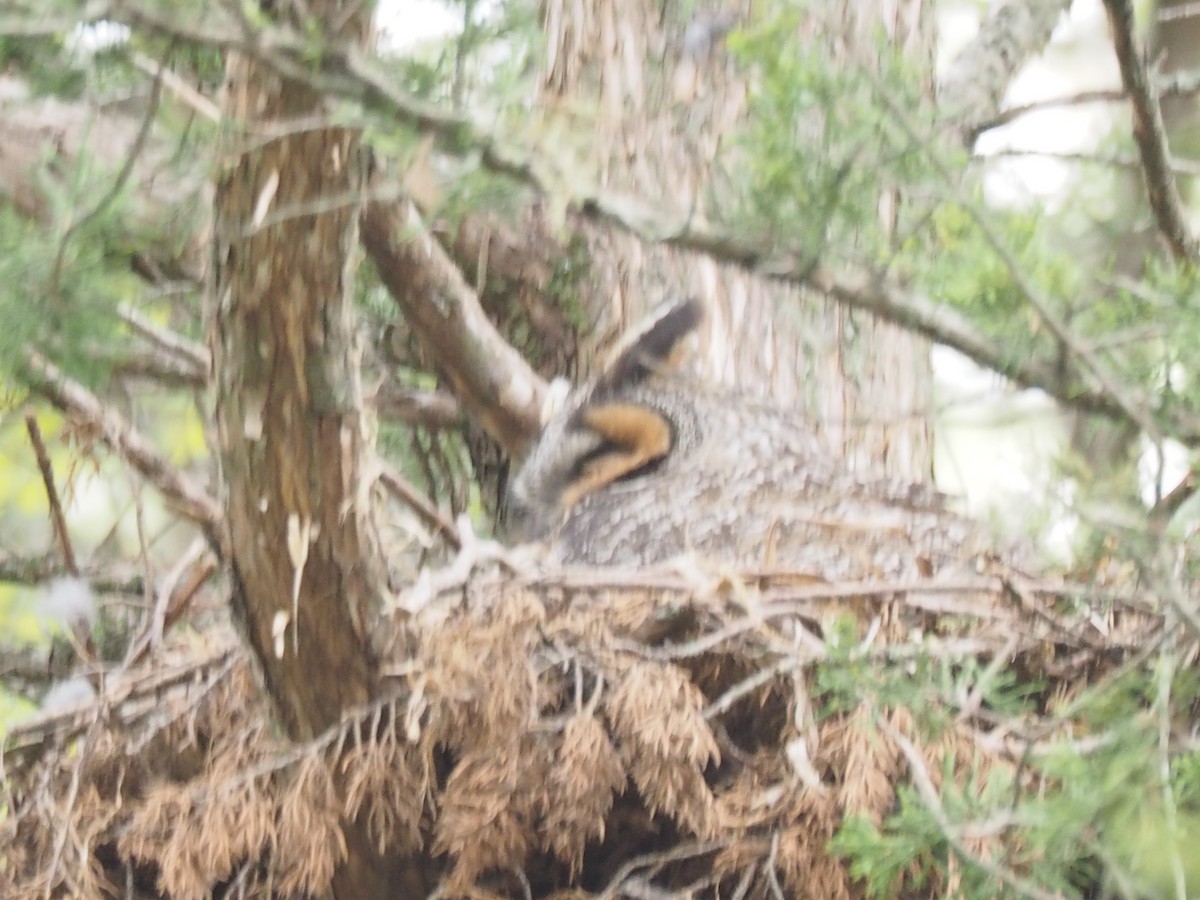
702,658,800,720
598,840,727,900
1102,0,1199,263
372,383,461,429
981,147,1200,177
0,552,146,594
126,465,155,647
108,350,206,388
977,66,1200,133
957,633,1022,720
128,49,220,122
24,414,96,666
25,415,78,576
763,831,785,900
3,646,239,757
50,46,165,296
118,305,208,371
22,351,222,545
729,860,757,900
1149,470,1197,531
981,88,1129,132
378,463,461,551
122,537,214,666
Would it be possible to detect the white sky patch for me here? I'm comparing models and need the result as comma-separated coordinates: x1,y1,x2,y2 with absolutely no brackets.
376,0,459,54
932,347,1065,511
938,0,1118,207
1139,436,1190,508
979,0,1118,206
67,20,131,57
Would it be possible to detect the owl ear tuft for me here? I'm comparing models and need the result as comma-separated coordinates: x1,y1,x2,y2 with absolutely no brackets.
559,403,673,508
599,298,704,391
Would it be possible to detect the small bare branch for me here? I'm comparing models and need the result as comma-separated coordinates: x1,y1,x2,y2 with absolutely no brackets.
123,538,217,666
373,383,461,430
982,146,1200,177
118,305,209,372
25,415,78,577
0,552,147,595
129,50,221,122
1103,0,1199,263
22,351,222,546
977,66,1200,132
378,463,461,552
3,646,238,760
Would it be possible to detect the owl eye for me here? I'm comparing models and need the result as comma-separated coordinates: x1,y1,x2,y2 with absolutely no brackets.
558,403,674,508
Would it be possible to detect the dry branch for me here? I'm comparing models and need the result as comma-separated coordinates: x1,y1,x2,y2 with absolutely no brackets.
362,198,546,456
1103,0,1200,263
378,463,461,552
24,415,78,577
373,382,462,430
977,65,1200,133
118,306,209,373
3,645,239,759
0,552,147,594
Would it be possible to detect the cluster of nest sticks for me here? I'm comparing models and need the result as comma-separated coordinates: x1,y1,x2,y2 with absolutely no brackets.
1,545,1163,899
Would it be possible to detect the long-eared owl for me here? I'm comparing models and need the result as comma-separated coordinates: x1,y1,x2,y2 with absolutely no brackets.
509,298,978,576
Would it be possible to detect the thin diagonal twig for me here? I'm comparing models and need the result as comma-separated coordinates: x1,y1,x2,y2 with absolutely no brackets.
1102,0,1198,263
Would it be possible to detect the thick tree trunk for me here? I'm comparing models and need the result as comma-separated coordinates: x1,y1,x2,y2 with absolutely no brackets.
210,5,414,897
537,0,936,480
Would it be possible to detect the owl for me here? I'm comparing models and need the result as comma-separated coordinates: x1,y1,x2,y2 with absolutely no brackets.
509,298,979,575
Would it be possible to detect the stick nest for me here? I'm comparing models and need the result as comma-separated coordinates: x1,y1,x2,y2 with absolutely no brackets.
2,546,1161,899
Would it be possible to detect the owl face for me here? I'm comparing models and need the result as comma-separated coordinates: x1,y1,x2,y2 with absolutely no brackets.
509,298,971,573
508,298,704,546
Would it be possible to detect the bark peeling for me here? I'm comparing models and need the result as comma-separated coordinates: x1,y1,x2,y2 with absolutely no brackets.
210,5,415,897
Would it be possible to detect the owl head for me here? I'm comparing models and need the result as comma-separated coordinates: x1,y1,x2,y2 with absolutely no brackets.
508,297,706,547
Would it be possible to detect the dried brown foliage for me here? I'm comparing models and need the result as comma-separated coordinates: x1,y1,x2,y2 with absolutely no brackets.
2,552,1160,898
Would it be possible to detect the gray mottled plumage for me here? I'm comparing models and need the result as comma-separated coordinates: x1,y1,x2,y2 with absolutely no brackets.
509,299,983,574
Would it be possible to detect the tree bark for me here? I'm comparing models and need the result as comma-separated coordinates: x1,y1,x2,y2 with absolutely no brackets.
210,4,416,897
